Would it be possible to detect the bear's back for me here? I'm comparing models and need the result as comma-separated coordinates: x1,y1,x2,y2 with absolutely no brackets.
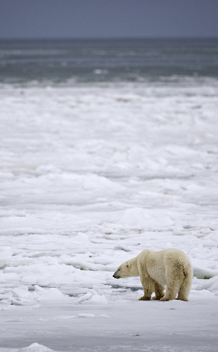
138,248,191,285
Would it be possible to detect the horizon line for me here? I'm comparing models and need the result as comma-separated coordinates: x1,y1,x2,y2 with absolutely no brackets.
0,35,218,41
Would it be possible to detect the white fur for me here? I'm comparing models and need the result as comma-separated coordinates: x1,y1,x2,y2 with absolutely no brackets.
113,248,193,301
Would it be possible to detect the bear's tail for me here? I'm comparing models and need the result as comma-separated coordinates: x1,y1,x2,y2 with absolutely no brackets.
183,260,193,280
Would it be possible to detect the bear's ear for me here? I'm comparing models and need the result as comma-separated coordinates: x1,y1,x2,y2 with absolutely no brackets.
126,264,129,268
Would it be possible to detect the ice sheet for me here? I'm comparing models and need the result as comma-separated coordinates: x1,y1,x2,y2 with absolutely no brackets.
0,81,218,350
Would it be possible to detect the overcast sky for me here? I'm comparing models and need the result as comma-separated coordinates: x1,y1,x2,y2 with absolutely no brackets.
0,0,218,39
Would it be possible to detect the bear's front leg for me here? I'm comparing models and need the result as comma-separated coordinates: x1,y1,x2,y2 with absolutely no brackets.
137,260,155,301
139,276,155,301
139,294,151,301
153,282,165,300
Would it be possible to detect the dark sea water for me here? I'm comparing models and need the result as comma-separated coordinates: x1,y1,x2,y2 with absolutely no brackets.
0,38,218,85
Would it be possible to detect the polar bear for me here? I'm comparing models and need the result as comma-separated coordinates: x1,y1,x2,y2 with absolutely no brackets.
113,248,192,301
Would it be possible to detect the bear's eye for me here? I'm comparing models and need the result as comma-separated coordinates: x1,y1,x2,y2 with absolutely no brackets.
126,264,129,268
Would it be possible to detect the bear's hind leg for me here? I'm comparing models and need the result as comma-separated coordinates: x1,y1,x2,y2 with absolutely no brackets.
160,281,180,301
153,282,165,300
160,267,183,301
177,272,192,301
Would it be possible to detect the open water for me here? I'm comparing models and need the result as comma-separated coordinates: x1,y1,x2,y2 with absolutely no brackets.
0,37,218,85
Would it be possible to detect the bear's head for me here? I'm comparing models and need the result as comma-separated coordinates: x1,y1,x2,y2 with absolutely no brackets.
113,257,139,279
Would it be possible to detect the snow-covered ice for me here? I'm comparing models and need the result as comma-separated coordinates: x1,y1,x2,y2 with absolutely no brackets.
0,80,218,351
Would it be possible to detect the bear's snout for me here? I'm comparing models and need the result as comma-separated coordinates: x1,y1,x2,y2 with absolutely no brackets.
113,270,120,279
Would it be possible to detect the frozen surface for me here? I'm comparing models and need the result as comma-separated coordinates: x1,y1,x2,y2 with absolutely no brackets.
0,297,218,352
0,80,218,351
